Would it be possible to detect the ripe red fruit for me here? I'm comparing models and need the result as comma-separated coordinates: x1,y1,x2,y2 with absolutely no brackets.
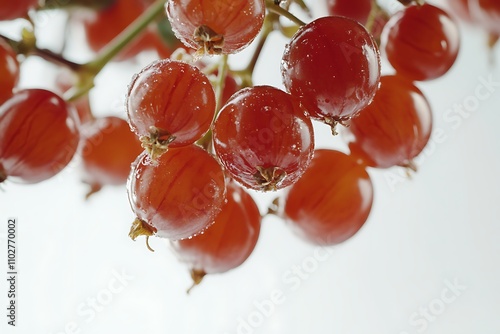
0,38,20,105
381,4,460,81
469,0,500,34
171,181,261,290
343,75,433,169
79,116,143,197
166,0,265,55
126,59,216,160
0,89,80,184
326,0,372,25
281,16,381,133
75,0,176,61
283,149,373,246
127,145,226,241
0,0,39,20
81,0,143,47
212,85,314,191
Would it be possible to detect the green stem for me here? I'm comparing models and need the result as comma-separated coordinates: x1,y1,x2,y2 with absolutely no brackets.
365,1,378,33
291,0,311,16
82,0,166,74
245,16,273,79
65,0,166,101
215,55,229,113
0,34,81,70
41,0,115,10
196,55,229,151
232,15,274,88
265,0,306,26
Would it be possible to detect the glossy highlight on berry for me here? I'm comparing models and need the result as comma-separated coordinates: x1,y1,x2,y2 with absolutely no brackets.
166,0,265,55
127,145,226,241
126,59,216,160
212,85,314,191
281,16,381,133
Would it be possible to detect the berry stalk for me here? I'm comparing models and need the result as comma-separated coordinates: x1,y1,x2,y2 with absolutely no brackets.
231,14,274,88
0,34,81,71
265,0,306,26
66,0,166,101
196,54,229,151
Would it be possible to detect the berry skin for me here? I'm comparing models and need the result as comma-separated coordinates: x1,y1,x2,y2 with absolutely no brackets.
342,75,433,169
0,89,80,184
0,38,20,105
281,16,381,133
326,0,372,25
166,0,265,55
77,0,152,60
79,116,143,197
171,181,261,291
0,0,39,20
212,85,314,192
126,59,216,160
381,3,460,81
283,149,373,246
127,145,226,241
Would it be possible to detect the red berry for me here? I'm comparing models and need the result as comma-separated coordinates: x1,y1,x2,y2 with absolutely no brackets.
281,16,381,133
80,116,143,197
0,0,38,20
343,75,433,169
75,0,176,61
126,59,216,160
212,85,314,191
0,89,80,184
283,149,373,246
171,181,261,290
127,145,226,241
77,0,151,60
381,4,460,81
0,38,20,105
166,0,265,55
326,0,372,25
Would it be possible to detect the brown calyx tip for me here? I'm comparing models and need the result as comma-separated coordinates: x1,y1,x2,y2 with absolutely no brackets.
488,33,499,50
84,183,102,200
254,166,287,192
140,126,176,162
186,268,207,294
324,116,350,136
488,33,499,65
194,25,224,56
401,160,418,178
129,218,156,252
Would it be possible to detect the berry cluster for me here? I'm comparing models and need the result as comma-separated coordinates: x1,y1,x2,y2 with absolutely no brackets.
0,0,496,290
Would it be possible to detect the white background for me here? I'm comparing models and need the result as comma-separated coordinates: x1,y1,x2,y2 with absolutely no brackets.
1,0,500,333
